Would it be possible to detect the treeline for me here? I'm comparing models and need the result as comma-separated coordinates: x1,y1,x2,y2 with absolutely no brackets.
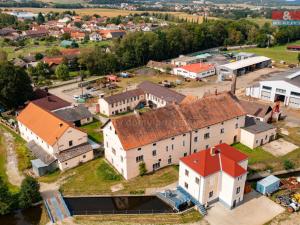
53,3,84,9
0,12,29,30
0,1,47,8
79,19,300,76
90,0,133,4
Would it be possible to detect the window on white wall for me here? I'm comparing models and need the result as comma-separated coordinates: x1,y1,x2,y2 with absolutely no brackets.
209,191,213,198
185,169,189,176
236,187,240,194
184,182,188,189
195,177,200,184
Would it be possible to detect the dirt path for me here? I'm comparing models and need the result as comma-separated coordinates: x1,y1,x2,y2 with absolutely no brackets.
2,130,24,186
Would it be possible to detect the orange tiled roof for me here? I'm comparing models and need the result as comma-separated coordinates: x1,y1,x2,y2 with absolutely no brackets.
110,92,246,150
17,102,70,146
60,49,81,56
178,63,214,73
43,57,64,66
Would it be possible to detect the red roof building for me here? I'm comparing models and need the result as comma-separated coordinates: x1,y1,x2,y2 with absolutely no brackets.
173,63,216,79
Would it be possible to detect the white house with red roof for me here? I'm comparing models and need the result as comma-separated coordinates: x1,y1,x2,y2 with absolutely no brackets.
179,143,248,209
173,63,215,79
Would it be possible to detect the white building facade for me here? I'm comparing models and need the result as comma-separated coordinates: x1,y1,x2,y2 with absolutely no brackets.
178,144,248,209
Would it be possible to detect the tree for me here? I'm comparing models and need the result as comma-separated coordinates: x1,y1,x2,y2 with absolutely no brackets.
0,62,33,109
18,176,41,209
55,64,69,80
0,176,13,215
35,52,43,61
0,50,7,63
139,162,147,176
61,32,71,40
36,12,45,25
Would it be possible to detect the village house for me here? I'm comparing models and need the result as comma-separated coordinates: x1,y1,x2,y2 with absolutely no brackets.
100,30,126,39
102,92,247,180
179,143,248,209
99,81,186,116
173,63,216,79
22,29,49,38
89,32,102,41
17,102,94,176
71,31,86,41
239,99,275,122
43,57,64,71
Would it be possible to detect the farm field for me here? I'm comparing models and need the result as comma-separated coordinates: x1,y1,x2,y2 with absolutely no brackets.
235,40,300,64
1,7,214,23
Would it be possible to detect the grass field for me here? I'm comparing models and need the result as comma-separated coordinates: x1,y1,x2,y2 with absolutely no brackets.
235,40,300,65
80,119,103,143
3,7,214,23
74,209,202,225
233,142,300,173
40,157,178,195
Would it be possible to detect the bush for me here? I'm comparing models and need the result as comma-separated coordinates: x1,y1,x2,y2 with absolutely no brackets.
284,160,295,170
139,162,147,176
18,176,41,209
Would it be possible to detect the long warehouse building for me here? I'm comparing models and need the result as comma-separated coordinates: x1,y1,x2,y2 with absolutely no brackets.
218,56,272,81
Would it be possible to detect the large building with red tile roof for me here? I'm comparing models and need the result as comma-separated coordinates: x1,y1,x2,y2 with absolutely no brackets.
179,143,248,209
102,91,247,179
173,63,216,79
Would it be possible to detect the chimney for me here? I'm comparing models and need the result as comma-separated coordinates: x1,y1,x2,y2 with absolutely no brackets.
59,123,63,127
231,74,237,95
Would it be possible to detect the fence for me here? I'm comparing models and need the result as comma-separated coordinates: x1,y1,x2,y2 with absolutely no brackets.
70,209,175,215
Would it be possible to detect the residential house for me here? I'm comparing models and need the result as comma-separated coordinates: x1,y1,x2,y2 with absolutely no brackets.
100,30,126,39
179,143,248,209
71,31,86,41
17,102,94,176
89,32,102,41
43,57,64,71
102,92,247,179
173,63,216,79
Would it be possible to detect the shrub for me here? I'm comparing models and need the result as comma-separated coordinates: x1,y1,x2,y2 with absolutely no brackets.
139,162,147,176
284,160,295,170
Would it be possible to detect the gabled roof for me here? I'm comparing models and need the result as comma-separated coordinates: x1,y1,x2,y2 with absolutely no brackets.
104,89,145,104
43,57,64,66
53,105,92,123
32,95,71,111
138,81,186,104
180,143,248,178
178,63,214,73
239,99,272,118
110,92,246,150
17,102,71,146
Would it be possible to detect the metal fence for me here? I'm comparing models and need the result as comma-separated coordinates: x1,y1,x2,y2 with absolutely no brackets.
70,209,175,215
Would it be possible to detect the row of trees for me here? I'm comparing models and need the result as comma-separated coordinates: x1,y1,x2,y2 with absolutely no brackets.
0,176,41,215
79,19,300,76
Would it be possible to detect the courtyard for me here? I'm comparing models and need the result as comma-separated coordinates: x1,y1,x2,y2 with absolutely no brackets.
205,191,285,225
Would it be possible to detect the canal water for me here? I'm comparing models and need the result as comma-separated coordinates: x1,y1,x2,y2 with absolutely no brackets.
0,205,43,225
65,196,176,215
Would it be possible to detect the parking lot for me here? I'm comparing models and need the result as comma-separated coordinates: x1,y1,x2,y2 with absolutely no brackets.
205,191,285,225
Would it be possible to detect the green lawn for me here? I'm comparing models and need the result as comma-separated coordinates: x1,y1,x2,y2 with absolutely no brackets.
232,142,300,172
74,209,202,225
80,119,103,143
48,157,179,195
235,40,300,64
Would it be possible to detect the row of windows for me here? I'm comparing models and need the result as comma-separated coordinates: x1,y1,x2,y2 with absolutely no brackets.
111,96,141,107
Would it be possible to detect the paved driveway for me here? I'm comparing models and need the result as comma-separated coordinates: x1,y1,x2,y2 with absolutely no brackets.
205,191,285,225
